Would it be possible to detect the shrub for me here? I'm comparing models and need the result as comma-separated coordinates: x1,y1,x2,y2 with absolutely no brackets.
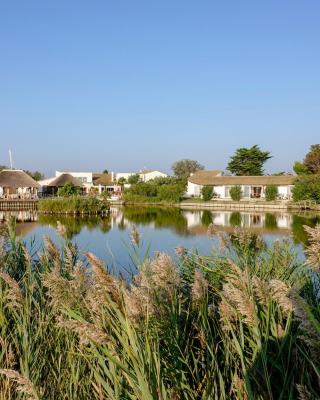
157,184,184,203
201,186,213,201
229,185,242,201
292,174,320,203
57,182,80,197
265,185,278,201
128,174,141,184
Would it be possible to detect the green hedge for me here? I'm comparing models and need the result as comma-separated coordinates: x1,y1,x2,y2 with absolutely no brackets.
38,197,109,214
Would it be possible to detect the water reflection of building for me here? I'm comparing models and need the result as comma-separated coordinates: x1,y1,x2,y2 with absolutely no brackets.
182,210,293,232
0,210,38,223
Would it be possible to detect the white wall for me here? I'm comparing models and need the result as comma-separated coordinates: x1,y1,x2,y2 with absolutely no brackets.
186,181,202,197
115,172,135,181
140,171,168,182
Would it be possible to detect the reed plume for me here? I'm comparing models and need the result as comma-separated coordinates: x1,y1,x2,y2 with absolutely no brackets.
0,272,23,309
0,369,39,400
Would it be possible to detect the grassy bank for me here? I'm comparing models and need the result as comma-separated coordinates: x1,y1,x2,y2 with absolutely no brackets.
38,196,110,215
0,220,319,399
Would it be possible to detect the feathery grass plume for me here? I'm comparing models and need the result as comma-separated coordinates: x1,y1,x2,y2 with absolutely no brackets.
269,279,293,315
43,235,60,261
0,235,6,260
42,262,86,311
296,384,314,400
207,223,216,237
86,252,122,305
230,374,248,400
0,369,39,400
150,252,180,291
219,261,256,326
0,337,15,369
123,285,154,322
304,225,320,272
290,290,320,352
175,245,186,257
252,276,271,306
56,220,67,237
130,224,140,246
192,269,208,304
57,316,109,346
0,272,23,309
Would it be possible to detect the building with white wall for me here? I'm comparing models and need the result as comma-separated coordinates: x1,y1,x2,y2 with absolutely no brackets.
187,170,295,200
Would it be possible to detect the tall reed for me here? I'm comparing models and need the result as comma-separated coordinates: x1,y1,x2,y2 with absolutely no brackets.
0,220,319,399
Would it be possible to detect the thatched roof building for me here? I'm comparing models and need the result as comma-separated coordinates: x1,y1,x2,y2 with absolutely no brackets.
48,173,83,188
188,171,295,186
0,169,40,188
93,173,114,186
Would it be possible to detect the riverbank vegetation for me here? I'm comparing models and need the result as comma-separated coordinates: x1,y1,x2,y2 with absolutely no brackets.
0,219,319,399
38,196,109,215
123,177,186,204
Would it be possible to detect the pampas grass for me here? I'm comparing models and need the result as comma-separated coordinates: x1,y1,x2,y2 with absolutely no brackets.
0,220,319,399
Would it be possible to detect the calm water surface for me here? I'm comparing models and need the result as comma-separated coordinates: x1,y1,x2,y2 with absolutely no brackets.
1,206,319,276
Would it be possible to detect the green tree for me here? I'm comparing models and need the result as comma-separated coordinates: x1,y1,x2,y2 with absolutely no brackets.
227,145,272,176
229,186,242,201
57,182,80,197
293,161,310,175
201,186,213,201
128,174,141,184
303,144,320,174
171,159,204,179
23,170,44,181
102,169,109,174
265,185,278,201
292,175,320,203
117,177,127,185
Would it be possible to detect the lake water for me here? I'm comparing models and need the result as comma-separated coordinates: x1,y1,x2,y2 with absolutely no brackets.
1,206,319,277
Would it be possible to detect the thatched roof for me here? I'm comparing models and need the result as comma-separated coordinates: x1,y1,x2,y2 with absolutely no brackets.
0,169,40,188
189,171,296,186
188,170,222,185
48,173,83,187
94,173,114,186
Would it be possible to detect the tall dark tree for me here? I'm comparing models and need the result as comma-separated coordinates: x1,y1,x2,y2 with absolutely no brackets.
171,159,204,179
303,144,320,174
227,145,272,176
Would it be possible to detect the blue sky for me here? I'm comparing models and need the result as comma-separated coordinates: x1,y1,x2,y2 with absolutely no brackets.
0,1,319,176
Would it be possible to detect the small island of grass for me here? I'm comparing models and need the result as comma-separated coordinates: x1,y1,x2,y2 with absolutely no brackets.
38,196,110,215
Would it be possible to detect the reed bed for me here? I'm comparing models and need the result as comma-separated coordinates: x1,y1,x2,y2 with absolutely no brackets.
0,219,319,399
38,197,109,215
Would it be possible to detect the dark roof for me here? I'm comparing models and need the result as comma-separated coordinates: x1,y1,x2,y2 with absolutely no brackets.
48,173,83,187
94,173,114,186
189,172,296,186
0,169,40,188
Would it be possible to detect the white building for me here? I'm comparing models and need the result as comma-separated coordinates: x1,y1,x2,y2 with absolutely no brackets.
187,170,295,200
115,170,168,183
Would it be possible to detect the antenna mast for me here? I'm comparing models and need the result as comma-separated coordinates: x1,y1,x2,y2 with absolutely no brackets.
9,149,13,169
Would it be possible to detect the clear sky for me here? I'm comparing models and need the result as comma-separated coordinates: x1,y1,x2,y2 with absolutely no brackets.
0,1,319,176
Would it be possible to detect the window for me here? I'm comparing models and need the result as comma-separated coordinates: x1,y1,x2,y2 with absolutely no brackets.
225,186,231,198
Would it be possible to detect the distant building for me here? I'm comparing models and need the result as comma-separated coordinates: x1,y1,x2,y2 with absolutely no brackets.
114,170,168,183
139,170,168,182
187,170,295,200
0,169,39,199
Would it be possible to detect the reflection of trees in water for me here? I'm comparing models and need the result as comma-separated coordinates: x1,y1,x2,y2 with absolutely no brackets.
291,214,320,246
122,207,189,236
201,210,213,226
38,215,111,240
265,213,278,230
229,212,242,227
